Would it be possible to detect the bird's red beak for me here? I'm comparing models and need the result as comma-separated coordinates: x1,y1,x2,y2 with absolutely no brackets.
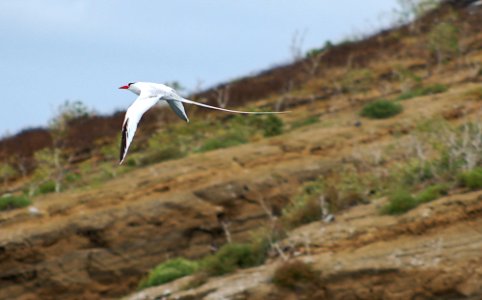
119,85,129,89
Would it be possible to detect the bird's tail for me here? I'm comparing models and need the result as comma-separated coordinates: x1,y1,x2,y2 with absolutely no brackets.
178,98,290,114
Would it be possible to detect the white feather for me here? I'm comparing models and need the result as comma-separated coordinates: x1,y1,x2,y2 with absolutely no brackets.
118,82,289,164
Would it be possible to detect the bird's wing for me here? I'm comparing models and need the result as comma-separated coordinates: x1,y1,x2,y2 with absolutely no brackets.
166,99,189,122
119,95,159,164
163,93,289,115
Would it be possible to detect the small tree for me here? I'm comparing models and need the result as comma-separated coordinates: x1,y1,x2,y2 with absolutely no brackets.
32,147,68,194
303,49,326,79
14,156,29,178
0,162,17,189
31,100,92,194
428,22,460,66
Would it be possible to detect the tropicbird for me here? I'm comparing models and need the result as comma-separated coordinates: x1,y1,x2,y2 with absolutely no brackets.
118,82,288,164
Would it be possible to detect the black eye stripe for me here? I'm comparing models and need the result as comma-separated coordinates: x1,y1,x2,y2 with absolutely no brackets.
128,82,135,86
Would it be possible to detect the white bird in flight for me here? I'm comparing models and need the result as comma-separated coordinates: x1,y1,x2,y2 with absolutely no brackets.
118,82,288,164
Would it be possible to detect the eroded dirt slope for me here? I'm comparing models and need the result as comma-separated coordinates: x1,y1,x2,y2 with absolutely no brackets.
126,190,482,300
1,77,481,299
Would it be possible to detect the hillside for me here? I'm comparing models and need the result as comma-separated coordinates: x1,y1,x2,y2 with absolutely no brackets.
1,2,482,300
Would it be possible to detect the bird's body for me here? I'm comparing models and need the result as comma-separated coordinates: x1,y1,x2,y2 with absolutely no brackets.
118,82,288,164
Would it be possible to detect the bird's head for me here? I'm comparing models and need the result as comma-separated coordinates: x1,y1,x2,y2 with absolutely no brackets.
119,82,141,95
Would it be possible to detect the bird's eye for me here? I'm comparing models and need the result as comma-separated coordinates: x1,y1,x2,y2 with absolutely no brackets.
128,82,134,86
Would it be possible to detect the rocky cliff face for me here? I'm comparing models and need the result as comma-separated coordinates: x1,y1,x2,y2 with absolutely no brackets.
126,190,482,300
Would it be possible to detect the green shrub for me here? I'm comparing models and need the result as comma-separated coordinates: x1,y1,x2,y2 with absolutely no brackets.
360,100,403,119
37,180,56,194
428,22,459,63
196,131,248,152
291,116,319,129
424,84,449,94
272,260,321,291
261,115,284,137
230,113,284,137
415,184,449,203
142,130,187,165
201,243,264,276
459,168,482,190
0,195,32,211
65,172,81,183
382,189,418,215
397,84,448,100
138,258,198,289
397,90,420,101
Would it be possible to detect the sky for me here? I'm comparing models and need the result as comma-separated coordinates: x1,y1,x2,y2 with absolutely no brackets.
0,0,401,135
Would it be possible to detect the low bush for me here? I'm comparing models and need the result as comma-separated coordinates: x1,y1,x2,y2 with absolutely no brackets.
201,243,264,276
382,189,418,215
196,131,248,152
138,258,198,289
261,115,284,137
0,195,32,211
272,260,321,291
291,116,319,129
415,184,449,203
397,84,448,100
382,184,450,215
428,22,459,63
37,180,56,194
459,168,482,190
360,100,403,119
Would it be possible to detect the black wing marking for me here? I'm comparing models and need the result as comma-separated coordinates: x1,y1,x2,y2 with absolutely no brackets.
119,119,129,164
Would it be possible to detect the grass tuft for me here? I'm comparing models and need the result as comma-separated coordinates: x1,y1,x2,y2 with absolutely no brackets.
459,167,482,190
415,184,449,204
200,243,265,276
382,189,417,215
361,100,403,119
0,195,32,211
37,180,56,195
397,84,448,100
196,131,248,153
138,258,198,289
291,116,320,129
261,115,284,137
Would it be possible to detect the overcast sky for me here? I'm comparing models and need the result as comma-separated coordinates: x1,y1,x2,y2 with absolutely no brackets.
0,0,400,135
